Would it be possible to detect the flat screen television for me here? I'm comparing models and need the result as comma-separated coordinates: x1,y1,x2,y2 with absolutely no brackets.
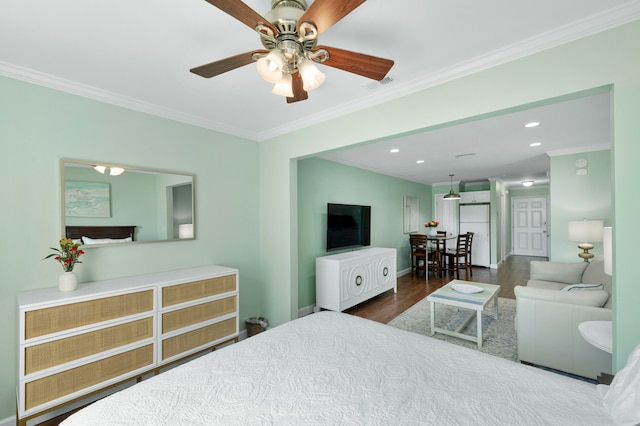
326,203,371,252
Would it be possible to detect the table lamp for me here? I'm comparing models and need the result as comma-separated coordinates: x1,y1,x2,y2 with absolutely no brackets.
568,219,603,262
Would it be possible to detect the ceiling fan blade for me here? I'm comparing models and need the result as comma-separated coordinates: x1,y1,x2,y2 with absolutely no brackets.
296,0,365,36
287,72,309,103
203,0,278,35
190,50,268,78
314,45,394,81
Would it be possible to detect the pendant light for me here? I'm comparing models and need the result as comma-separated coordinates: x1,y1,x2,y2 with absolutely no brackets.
443,174,460,200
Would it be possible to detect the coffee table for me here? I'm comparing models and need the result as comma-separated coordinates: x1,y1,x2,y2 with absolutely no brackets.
426,280,501,348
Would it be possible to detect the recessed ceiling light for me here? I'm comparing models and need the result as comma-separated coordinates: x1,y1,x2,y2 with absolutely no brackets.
416,160,424,164
524,122,540,128
529,142,542,147
522,180,534,187
390,148,399,153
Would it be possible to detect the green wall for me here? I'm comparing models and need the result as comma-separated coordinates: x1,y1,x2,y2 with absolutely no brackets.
550,150,612,261
258,20,640,374
0,76,262,419
297,157,431,310
2,16,639,424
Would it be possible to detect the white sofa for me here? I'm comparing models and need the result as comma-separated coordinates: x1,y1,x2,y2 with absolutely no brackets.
514,258,612,380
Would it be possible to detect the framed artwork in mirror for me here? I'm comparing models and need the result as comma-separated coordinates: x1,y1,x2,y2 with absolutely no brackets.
65,181,111,217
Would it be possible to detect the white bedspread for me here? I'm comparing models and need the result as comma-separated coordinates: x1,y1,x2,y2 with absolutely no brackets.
62,311,613,425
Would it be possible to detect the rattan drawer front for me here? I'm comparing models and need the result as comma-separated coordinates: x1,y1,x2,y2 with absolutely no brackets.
162,275,236,307
24,317,154,375
162,317,236,360
24,290,154,340
24,345,154,410
162,296,236,334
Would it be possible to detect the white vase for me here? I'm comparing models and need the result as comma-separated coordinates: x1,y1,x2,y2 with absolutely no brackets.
428,228,438,236
58,271,78,292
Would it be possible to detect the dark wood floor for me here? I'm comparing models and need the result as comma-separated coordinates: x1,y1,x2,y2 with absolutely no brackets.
345,255,543,324
35,255,540,426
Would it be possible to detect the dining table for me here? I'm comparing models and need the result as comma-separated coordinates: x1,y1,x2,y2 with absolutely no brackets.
412,233,456,280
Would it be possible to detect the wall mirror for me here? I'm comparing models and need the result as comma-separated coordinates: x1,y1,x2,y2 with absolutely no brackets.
403,196,419,234
60,159,195,247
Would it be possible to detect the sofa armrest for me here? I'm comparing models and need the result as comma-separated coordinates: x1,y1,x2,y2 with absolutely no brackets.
515,285,612,379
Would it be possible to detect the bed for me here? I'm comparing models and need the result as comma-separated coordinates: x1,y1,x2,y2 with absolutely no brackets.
61,311,637,425
65,225,136,245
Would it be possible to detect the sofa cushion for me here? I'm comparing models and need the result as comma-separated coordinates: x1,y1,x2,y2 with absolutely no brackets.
514,286,609,307
530,261,588,284
526,279,566,291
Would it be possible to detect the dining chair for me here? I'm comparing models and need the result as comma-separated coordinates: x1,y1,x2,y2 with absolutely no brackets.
432,231,447,275
442,233,471,280
466,231,475,277
409,234,428,276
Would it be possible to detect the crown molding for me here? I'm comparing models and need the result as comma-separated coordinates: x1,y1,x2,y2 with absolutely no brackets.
0,61,261,141
2,2,639,142
260,2,640,140
547,143,611,157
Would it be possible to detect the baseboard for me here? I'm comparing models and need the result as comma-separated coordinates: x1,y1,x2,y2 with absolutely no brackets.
0,416,14,426
397,268,411,277
298,304,315,318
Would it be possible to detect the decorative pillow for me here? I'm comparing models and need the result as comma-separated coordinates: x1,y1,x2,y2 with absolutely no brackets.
599,343,640,425
530,261,588,284
82,236,133,245
561,283,604,291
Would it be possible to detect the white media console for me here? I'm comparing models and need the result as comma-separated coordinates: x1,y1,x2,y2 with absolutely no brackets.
315,247,397,312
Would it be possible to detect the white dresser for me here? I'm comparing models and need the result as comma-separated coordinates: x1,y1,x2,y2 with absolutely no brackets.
315,247,397,312
16,265,238,425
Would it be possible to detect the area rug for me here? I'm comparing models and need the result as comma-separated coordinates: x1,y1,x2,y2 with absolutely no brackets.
387,297,518,362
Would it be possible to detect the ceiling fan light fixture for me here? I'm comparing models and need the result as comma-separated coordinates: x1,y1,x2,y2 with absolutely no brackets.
110,167,125,176
257,51,285,84
272,73,294,97
299,59,325,91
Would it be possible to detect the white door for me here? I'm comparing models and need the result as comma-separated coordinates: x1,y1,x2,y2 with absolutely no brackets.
511,196,548,257
434,194,458,250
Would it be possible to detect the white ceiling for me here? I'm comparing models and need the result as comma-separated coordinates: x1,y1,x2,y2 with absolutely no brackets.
2,1,637,186
320,91,611,188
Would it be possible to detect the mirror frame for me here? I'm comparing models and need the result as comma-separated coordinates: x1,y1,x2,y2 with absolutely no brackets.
60,158,195,247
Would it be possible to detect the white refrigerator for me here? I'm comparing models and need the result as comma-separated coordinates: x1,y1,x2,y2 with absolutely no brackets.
459,204,490,267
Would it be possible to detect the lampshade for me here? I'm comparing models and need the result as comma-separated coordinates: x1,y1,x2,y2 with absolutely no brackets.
568,219,604,243
603,226,612,275
568,219,603,262
109,167,124,176
94,165,106,174
298,59,325,91
272,73,294,97
443,174,460,200
256,51,285,84
178,223,194,239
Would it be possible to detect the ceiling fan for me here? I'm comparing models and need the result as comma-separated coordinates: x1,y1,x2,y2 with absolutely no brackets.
190,0,394,103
